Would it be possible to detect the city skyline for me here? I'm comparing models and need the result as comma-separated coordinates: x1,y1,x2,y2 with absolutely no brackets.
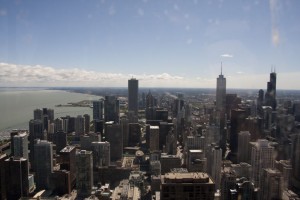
1,0,300,89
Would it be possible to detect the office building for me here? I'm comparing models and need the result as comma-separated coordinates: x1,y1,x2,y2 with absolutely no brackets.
12,132,29,160
5,157,31,199
265,71,277,110
216,67,226,112
260,168,282,200
237,131,251,163
160,172,215,200
105,122,123,161
75,115,85,135
0,153,8,200
29,119,44,169
60,146,76,188
34,140,53,190
150,126,159,152
91,141,110,167
76,150,93,198
128,78,139,115
104,96,120,123
128,123,141,147
187,149,207,172
53,131,67,154
84,114,90,134
291,133,300,193
160,154,181,174
93,100,103,120
250,139,274,187
34,108,43,120
121,117,129,147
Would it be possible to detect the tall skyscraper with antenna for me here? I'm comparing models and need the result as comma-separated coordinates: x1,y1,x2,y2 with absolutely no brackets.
265,67,277,110
216,63,226,112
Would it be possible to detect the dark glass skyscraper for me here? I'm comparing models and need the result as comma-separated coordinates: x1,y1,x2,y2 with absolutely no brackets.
265,71,277,110
128,78,138,114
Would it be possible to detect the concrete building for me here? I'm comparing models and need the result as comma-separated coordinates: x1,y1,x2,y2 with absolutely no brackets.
250,139,274,187
187,149,207,172
76,150,93,198
160,172,215,200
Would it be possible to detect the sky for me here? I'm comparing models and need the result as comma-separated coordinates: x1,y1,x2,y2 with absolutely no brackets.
0,0,300,89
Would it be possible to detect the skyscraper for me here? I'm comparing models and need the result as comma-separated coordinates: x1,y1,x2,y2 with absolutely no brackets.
265,70,277,110
104,96,120,123
91,141,110,167
128,78,139,114
250,139,274,187
12,132,29,160
93,100,103,120
216,66,226,112
29,119,44,168
34,140,53,190
76,150,93,198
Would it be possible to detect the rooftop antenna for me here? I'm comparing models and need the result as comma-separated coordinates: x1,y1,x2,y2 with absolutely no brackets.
221,62,223,75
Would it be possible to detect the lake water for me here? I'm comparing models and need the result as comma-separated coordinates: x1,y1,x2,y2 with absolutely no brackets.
0,88,101,138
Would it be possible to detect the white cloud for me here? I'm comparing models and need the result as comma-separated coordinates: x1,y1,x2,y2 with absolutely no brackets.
186,39,193,45
220,54,233,58
0,62,184,87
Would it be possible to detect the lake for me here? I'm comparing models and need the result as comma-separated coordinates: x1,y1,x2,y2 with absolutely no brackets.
0,88,101,138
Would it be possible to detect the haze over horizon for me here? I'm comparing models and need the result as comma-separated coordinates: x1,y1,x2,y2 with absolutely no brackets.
1,0,300,89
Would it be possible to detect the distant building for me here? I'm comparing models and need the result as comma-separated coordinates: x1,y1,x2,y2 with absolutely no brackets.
75,115,85,135
76,150,93,198
216,67,226,112
160,172,215,200
187,149,207,173
60,146,76,188
128,78,139,115
28,119,44,169
264,71,277,110
84,114,90,134
237,131,251,163
53,131,67,154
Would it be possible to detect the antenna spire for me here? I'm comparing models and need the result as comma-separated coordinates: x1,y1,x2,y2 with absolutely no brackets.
221,62,223,75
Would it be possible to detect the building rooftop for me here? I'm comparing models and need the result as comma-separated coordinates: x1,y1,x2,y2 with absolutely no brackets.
60,145,76,153
163,172,213,184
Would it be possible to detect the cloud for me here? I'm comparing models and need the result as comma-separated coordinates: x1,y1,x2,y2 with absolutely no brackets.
269,0,280,46
137,8,144,16
186,39,193,45
108,5,116,16
220,54,234,58
0,9,7,16
0,62,184,87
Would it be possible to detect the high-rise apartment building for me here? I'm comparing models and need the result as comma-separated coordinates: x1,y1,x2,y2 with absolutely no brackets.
93,100,103,120
128,78,139,115
75,115,85,135
160,172,215,200
76,150,93,198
